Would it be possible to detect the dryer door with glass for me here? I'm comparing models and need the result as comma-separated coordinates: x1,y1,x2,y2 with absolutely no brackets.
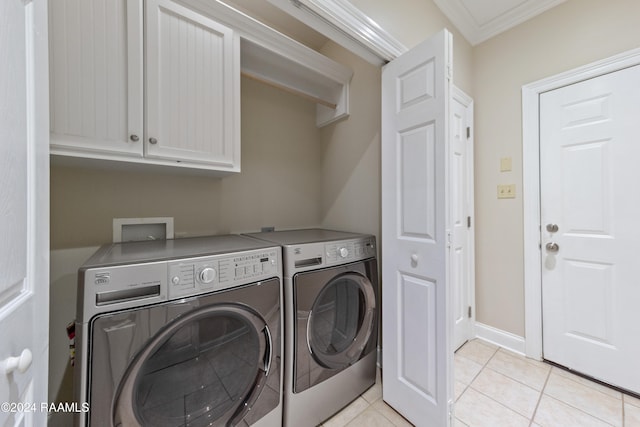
293,259,378,392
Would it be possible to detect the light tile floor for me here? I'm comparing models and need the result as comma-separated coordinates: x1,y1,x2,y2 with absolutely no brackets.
321,339,640,426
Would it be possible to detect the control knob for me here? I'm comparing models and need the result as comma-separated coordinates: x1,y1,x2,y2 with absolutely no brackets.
198,267,217,284
337,247,349,258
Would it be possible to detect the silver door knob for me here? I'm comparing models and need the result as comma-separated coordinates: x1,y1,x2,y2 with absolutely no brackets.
546,224,559,233
130,134,139,142
545,242,559,253
149,137,158,144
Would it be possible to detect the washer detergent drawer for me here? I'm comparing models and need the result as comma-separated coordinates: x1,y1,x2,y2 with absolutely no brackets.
86,278,281,427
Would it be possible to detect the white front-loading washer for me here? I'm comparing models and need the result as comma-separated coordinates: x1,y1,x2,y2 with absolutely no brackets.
244,229,378,427
74,235,283,427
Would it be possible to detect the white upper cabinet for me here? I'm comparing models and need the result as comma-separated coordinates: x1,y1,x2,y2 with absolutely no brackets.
145,0,239,169
49,0,240,173
49,0,351,173
49,0,144,157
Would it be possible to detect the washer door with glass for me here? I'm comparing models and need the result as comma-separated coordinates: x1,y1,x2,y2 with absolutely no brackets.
113,304,270,426
87,278,281,427
293,259,378,393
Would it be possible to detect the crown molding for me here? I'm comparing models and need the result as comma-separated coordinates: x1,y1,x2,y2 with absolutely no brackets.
267,0,407,65
433,0,566,46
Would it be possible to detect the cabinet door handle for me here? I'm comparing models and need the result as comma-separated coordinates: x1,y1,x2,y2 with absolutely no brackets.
149,137,158,145
130,134,139,142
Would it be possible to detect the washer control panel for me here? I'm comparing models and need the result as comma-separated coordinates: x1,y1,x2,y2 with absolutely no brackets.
167,248,279,299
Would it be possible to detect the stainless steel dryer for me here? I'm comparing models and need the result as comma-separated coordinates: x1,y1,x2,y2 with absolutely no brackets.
244,229,378,427
74,235,283,427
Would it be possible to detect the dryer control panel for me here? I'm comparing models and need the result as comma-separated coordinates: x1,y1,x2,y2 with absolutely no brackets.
167,248,279,299
282,236,376,275
325,237,376,265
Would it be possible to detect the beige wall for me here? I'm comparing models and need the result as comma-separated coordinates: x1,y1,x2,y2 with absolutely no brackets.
319,41,382,241
473,0,640,335
50,76,322,249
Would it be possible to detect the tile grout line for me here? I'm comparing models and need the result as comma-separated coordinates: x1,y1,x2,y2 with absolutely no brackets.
468,346,551,423
368,401,408,427
469,384,534,423
481,364,546,394
483,348,551,393
456,344,535,424
470,345,541,422
545,371,624,426
541,394,618,427
553,366,625,401
454,342,500,403
528,363,552,426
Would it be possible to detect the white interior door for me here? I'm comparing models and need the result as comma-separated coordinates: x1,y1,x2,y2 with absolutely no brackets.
451,87,474,351
0,1,50,426
381,29,453,426
540,64,640,394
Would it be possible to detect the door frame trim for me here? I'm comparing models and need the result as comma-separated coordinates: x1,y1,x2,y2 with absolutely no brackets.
522,47,640,360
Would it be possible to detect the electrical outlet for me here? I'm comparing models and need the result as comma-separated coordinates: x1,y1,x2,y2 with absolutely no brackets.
497,184,516,199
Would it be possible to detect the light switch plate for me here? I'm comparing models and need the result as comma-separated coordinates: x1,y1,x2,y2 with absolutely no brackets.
500,157,512,172
497,184,516,199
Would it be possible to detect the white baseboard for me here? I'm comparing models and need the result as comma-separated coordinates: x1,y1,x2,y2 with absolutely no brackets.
475,322,526,355
377,324,527,369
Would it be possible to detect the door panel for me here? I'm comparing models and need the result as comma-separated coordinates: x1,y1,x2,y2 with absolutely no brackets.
0,1,49,426
400,124,436,238
398,274,437,400
382,29,453,426
451,89,473,350
540,64,640,394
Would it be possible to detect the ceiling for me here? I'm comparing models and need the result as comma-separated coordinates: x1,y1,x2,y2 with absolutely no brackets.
220,0,567,55
432,0,567,45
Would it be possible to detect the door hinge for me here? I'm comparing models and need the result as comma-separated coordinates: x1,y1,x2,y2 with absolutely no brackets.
467,216,471,228
466,127,471,139
468,306,472,318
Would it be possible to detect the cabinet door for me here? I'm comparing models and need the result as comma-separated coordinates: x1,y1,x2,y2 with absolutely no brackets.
145,0,240,170
49,0,144,157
